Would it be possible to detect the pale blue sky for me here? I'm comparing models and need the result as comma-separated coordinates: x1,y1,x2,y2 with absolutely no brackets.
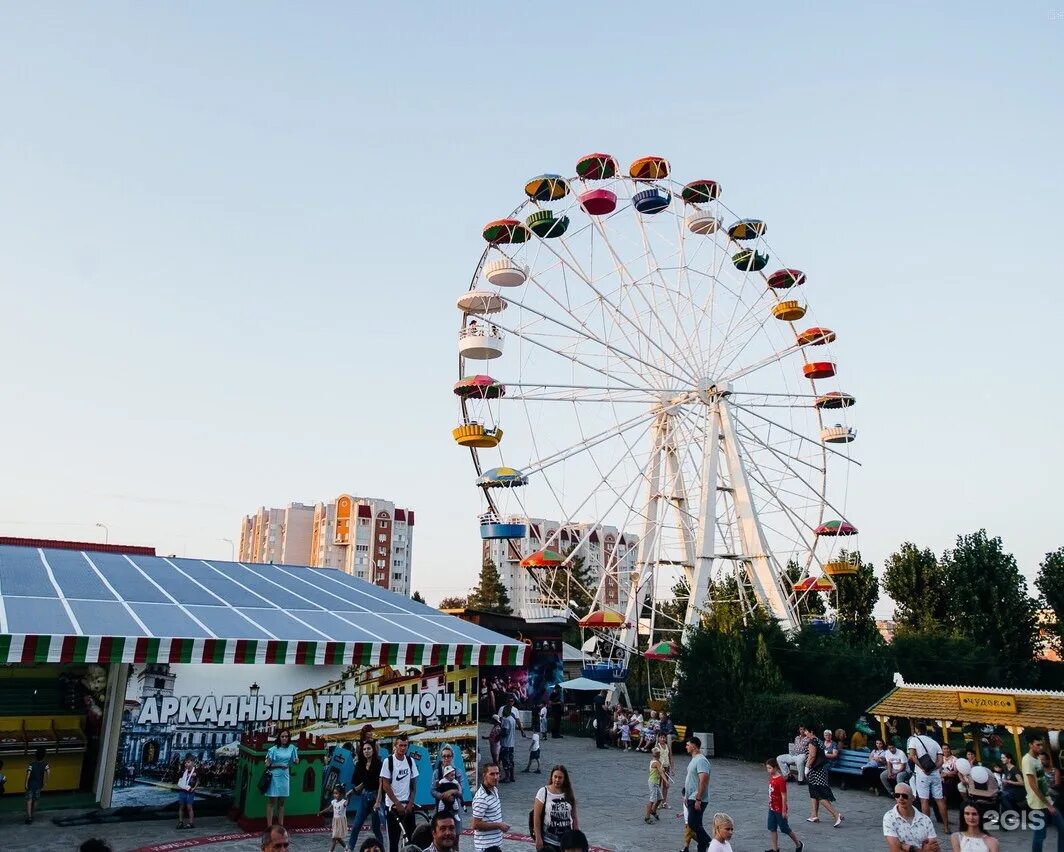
2,3,1061,610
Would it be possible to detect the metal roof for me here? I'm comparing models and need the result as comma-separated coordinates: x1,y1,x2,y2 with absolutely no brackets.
0,545,529,667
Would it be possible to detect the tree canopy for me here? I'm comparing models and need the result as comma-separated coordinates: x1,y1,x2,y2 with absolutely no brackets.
467,557,512,615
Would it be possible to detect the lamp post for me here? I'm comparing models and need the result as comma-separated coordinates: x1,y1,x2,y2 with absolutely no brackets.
221,538,236,561
246,682,261,734
95,523,109,544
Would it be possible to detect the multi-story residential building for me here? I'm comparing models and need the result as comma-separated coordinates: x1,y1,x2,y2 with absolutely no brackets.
238,503,315,565
239,495,414,595
482,517,638,618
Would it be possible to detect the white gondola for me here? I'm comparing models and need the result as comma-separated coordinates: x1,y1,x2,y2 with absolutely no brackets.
484,258,528,288
820,425,856,444
458,324,504,360
686,212,721,234
456,290,508,314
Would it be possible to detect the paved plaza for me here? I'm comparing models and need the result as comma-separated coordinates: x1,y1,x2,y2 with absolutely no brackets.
1,728,1048,851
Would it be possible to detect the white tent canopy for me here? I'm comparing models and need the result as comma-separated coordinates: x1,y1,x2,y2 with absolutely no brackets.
555,677,610,691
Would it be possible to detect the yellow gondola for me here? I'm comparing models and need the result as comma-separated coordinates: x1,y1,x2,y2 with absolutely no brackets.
452,423,503,448
772,300,806,321
823,560,858,576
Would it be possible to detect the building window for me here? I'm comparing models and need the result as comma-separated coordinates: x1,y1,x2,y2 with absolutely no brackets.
154,678,165,689
378,534,387,543
359,518,369,527
376,559,385,568
392,572,403,580
356,544,368,552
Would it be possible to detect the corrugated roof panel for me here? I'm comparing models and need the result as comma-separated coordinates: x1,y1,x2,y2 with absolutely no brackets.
185,605,270,640
229,563,328,610
134,602,213,638
7,597,73,633
170,560,270,607
69,600,145,636
87,552,171,603
289,610,384,642
0,548,57,597
131,557,226,606
44,551,118,601
236,608,326,641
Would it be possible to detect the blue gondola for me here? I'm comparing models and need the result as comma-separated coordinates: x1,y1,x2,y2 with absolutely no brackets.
480,521,528,540
632,188,671,214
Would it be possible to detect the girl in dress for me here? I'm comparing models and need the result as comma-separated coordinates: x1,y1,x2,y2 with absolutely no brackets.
318,785,349,852
708,812,735,852
265,731,300,827
950,803,999,851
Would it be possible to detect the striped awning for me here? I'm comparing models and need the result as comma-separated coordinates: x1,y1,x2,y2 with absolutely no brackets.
0,545,529,667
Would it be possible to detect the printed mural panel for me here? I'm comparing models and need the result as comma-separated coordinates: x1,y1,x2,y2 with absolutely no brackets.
114,660,478,817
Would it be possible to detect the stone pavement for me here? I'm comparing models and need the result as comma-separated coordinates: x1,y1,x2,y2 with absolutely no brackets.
0,728,1045,851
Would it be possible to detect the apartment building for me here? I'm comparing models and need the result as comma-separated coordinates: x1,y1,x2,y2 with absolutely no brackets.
239,495,414,595
482,517,637,618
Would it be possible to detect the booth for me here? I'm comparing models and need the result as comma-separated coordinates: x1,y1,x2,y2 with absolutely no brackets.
867,674,1064,763
0,542,529,824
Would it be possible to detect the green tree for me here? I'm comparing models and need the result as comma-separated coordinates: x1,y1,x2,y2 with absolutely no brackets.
1036,548,1064,656
411,591,426,604
703,574,748,632
882,543,948,631
438,595,468,610
833,550,880,642
467,557,513,615
941,531,1037,681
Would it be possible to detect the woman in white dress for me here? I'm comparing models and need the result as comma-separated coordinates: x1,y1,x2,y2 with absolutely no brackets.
950,803,999,852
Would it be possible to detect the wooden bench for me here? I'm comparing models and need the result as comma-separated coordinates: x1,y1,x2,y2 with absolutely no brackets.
828,747,874,789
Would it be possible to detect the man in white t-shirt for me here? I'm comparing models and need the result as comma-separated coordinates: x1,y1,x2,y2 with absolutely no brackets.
539,702,548,735
882,782,939,852
905,723,949,833
380,734,419,852
471,763,509,852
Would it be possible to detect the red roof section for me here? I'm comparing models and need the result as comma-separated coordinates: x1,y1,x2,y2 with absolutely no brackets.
357,505,372,518
0,536,156,556
395,509,406,522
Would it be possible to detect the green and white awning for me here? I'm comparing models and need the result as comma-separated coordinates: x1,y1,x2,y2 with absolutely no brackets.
0,545,529,667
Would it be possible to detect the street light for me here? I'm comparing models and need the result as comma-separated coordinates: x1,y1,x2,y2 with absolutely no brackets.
250,682,260,696
221,538,235,561
95,523,109,544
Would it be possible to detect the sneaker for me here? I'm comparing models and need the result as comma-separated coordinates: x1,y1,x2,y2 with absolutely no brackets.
805,817,819,823
833,814,843,828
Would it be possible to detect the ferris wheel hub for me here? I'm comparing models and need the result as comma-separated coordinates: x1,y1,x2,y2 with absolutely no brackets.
696,379,731,404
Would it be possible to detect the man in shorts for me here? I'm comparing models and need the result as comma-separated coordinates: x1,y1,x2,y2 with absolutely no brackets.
906,723,949,833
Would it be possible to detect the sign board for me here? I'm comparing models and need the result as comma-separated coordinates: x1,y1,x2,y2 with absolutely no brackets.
958,692,1017,714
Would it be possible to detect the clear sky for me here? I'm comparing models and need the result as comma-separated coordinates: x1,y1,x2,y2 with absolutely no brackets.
2,3,1061,612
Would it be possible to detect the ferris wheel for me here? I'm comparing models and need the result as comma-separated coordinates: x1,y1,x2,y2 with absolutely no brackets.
454,152,859,691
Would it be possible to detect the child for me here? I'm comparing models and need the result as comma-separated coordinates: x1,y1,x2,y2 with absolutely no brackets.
523,729,541,773
318,784,349,852
620,720,631,751
644,747,663,823
24,746,50,824
176,755,199,829
680,789,694,852
765,757,803,852
709,812,735,852
656,733,672,808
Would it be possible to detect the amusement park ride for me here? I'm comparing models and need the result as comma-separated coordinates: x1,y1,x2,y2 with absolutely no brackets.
453,153,859,705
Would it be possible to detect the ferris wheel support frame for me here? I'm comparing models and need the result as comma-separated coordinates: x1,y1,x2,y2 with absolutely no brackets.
611,389,801,676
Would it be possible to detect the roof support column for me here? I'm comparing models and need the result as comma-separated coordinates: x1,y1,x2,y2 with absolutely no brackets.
95,662,129,808
1005,724,1025,768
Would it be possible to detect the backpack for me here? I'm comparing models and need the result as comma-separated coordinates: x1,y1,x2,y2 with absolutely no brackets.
528,786,546,837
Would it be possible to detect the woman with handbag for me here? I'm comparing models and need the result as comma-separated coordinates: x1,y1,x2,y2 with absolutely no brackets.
264,730,300,827
804,730,843,827
348,740,385,850
532,765,578,852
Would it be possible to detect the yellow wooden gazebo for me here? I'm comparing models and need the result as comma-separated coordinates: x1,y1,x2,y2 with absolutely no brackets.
867,674,1064,762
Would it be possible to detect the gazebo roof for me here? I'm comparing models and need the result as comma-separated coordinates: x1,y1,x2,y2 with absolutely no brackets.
867,676,1064,730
